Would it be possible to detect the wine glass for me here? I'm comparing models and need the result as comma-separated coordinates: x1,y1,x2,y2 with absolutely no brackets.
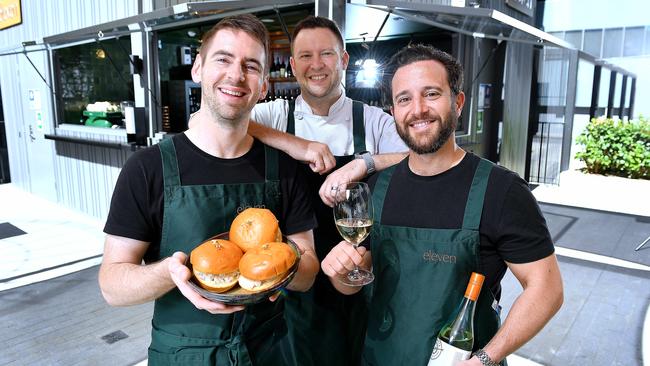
333,181,374,286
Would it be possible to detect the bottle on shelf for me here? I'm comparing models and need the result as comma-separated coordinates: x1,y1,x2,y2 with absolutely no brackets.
271,57,279,78
286,61,292,78
428,272,484,366
280,57,287,78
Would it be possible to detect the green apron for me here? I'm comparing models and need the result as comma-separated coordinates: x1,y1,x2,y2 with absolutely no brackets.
362,158,503,366
279,100,368,366
147,138,285,366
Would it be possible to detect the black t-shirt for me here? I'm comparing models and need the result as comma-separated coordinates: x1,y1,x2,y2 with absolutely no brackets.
104,133,316,263
368,153,554,300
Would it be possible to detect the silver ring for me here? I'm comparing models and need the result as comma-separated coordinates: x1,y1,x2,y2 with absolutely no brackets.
330,186,338,191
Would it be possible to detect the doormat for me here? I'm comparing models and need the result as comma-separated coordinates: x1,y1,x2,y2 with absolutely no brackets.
0,222,27,240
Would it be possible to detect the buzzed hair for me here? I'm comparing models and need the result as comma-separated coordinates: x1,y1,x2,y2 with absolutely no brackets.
291,16,344,53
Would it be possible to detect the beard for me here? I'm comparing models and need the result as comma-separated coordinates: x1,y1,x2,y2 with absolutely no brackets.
396,112,457,155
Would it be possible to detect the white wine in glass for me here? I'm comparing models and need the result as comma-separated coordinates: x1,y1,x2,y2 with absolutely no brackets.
333,182,374,286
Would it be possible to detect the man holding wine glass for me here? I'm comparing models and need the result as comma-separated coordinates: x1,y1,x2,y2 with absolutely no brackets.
322,44,563,366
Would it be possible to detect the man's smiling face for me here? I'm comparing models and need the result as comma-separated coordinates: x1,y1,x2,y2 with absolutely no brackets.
192,28,268,126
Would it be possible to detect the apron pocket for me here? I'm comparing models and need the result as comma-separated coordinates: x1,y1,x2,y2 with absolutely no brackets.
148,347,207,365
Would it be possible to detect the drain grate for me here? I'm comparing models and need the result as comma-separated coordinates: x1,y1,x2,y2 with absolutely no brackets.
101,330,129,344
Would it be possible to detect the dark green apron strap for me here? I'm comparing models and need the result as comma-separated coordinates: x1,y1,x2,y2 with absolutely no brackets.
287,100,296,135
372,165,397,225
263,144,281,216
352,100,365,153
264,145,279,181
461,158,493,231
159,138,181,188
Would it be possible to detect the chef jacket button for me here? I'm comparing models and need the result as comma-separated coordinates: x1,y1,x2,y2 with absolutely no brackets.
296,114,304,120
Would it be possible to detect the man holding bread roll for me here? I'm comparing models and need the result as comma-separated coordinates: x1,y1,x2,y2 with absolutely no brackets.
99,14,318,366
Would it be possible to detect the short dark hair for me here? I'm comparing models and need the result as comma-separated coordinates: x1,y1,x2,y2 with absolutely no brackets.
200,14,271,72
382,44,464,106
291,16,344,53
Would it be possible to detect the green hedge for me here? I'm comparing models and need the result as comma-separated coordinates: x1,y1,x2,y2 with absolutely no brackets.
575,116,650,179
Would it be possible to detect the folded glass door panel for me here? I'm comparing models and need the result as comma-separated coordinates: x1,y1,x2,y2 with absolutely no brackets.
349,0,574,48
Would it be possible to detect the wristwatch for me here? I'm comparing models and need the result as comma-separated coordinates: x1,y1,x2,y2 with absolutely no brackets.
354,151,376,175
474,349,499,366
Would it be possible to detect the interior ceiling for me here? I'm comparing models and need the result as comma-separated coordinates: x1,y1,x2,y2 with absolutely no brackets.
256,6,314,35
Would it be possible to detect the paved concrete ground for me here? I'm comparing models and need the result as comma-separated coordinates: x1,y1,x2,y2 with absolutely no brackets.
500,256,649,365
0,266,152,366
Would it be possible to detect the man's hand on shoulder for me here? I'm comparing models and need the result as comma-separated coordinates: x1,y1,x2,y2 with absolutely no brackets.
168,252,245,314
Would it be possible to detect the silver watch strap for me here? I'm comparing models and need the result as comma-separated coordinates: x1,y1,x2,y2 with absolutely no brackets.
355,151,375,175
361,152,375,174
474,349,499,366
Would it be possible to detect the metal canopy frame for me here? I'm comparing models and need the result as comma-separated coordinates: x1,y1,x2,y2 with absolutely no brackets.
349,0,574,49
43,0,313,46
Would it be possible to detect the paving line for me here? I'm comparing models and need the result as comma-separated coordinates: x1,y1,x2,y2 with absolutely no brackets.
0,256,102,292
555,246,650,272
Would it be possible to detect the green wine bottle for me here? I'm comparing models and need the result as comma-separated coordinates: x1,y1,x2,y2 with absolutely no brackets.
428,272,484,365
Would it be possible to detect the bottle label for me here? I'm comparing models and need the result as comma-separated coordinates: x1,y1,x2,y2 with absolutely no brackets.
427,338,471,366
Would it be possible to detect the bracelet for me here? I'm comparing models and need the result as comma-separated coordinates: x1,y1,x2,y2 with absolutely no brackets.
474,349,499,366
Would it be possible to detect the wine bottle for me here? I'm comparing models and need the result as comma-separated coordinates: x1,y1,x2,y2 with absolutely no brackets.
280,57,287,78
271,57,279,78
428,272,484,366
286,61,292,77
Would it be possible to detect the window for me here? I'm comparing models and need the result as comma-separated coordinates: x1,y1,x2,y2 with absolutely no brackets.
623,27,644,57
564,30,582,49
583,29,602,58
603,28,623,58
55,38,133,125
